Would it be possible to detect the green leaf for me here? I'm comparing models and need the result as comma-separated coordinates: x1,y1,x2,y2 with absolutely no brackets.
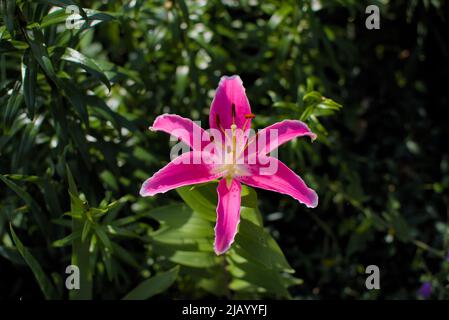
40,8,116,29
122,266,179,300
39,8,73,28
176,0,189,22
60,47,111,90
148,205,213,252
169,251,219,268
65,163,79,197
21,50,37,118
0,175,46,234
227,256,292,298
95,226,113,253
53,231,81,247
10,225,56,299
177,183,218,222
268,5,292,30
1,174,44,184
168,183,300,296
301,91,342,121
3,81,23,129
111,242,139,268
1,0,16,34
64,90,90,134
81,220,91,242
24,29,58,81
0,245,25,265
234,217,294,273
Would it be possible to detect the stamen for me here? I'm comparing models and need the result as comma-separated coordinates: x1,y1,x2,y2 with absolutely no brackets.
242,113,255,132
215,113,228,138
236,130,260,160
231,103,236,123
231,124,237,163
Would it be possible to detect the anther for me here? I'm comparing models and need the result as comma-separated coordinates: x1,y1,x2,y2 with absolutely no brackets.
215,114,221,127
242,113,254,131
215,113,230,141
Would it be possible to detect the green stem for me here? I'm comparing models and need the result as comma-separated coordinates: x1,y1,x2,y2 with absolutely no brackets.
223,256,231,299
413,239,445,259
70,220,92,300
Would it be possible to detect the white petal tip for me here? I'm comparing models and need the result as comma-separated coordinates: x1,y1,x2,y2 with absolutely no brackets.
139,184,154,197
219,75,242,86
306,196,319,208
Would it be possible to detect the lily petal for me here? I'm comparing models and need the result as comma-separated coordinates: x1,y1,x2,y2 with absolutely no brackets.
214,178,242,255
248,120,316,156
209,75,252,131
140,151,220,196
237,157,318,208
150,114,210,151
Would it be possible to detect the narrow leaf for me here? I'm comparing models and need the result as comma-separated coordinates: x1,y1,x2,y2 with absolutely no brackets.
10,225,56,299
122,266,179,300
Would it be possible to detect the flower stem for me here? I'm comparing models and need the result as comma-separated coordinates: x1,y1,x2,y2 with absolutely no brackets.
70,220,92,300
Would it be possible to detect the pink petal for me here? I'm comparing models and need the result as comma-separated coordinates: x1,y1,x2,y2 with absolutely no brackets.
209,75,252,131
248,120,316,156
214,179,242,255
140,151,221,196
237,157,318,208
150,114,210,151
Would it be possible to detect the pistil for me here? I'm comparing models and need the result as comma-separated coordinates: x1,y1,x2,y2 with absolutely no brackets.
231,124,237,163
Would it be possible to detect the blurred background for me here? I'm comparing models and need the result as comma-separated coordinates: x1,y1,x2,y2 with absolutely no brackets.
1,0,448,299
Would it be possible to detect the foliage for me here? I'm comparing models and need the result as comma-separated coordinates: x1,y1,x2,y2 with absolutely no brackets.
1,0,448,299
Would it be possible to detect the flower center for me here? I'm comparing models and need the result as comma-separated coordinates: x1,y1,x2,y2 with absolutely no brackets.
213,124,248,178
211,106,256,180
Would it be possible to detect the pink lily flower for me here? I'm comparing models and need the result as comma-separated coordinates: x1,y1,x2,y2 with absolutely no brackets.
140,75,318,255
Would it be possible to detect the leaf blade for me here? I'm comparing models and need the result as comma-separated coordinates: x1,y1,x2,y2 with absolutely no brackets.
122,266,179,300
